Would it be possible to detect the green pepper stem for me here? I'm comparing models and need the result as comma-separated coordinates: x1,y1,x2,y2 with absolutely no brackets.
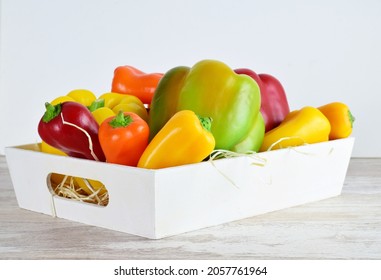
42,102,61,123
198,115,212,132
348,110,355,128
88,99,105,112
109,111,133,128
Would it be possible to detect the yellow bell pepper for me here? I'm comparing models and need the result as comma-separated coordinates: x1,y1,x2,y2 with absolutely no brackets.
66,89,97,107
138,110,215,169
259,106,331,152
96,92,149,123
91,106,116,125
51,89,97,107
50,90,148,125
50,95,76,105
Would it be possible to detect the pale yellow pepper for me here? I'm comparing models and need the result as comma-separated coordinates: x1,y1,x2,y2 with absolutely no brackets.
97,92,149,123
67,89,97,107
50,90,148,125
91,107,116,125
51,89,96,107
259,106,331,152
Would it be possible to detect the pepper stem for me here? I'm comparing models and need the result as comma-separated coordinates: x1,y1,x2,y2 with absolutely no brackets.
109,111,133,128
88,98,105,112
42,102,61,123
198,115,212,132
348,110,355,128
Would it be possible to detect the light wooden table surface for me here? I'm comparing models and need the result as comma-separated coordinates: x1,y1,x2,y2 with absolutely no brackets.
0,156,380,260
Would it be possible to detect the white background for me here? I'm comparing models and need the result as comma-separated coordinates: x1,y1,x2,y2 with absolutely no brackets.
1,0,380,157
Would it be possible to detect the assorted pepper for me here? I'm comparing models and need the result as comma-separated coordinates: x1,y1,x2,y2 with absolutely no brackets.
234,68,290,132
149,60,263,151
97,92,148,122
259,106,331,152
111,65,163,105
38,101,106,161
37,59,355,172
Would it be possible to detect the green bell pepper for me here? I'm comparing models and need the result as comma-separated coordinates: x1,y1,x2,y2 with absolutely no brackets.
149,59,264,151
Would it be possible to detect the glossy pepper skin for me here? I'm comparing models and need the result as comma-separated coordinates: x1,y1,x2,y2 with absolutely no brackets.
111,65,163,105
138,110,215,169
51,89,97,108
38,101,106,161
97,92,148,122
232,112,265,153
99,111,149,166
318,102,355,140
149,60,262,151
66,89,97,107
259,106,331,152
235,68,290,132
50,89,111,125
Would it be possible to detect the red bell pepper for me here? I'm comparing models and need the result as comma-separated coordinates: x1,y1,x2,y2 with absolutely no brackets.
235,68,290,132
38,101,106,161
111,65,163,105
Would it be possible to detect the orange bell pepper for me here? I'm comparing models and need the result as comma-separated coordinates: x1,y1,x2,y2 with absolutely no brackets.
98,111,149,166
318,102,355,140
111,65,163,105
